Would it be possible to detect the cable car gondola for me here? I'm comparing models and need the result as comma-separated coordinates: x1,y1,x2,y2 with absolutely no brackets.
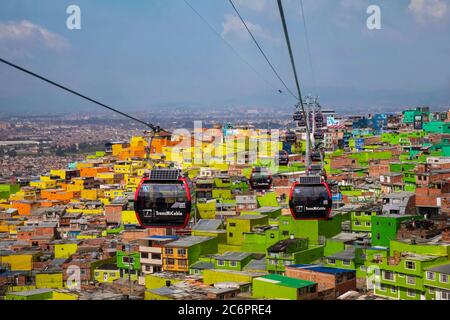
314,130,324,140
289,176,332,220
134,169,194,229
310,150,322,163
307,164,327,180
249,167,272,190
293,111,304,121
278,150,289,166
285,131,297,143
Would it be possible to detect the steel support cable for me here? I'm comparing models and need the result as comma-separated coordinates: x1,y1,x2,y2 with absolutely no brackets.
276,0,313,160
0,57,163,133
183,0,290,98
228,0,298,100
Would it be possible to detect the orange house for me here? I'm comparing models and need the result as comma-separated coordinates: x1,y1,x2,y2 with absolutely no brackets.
79,166,109,178
41,189,81,203
11,200,40,215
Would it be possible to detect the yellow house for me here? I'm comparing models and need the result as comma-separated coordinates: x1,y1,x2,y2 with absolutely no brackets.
36,272,63,289
0,253,34,271
114,163,132,174
125,176,141,189
30,180,57,189
80,189,99,201
76,162,93,169
51,291,78,300
54,243,78,259
104,189,125,199
122,210,139,225
94,264,120,283
9,188,37,201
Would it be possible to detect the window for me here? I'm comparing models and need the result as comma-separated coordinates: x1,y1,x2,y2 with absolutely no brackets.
383,271,395,281
166,258,175,265
442,291,449,300
178,260,187,267
407,289,416,297
360,266,367,271
354,221,361,226
429,287,435,294
141,252,149,259
95,272,100,277
328,259,336,264
355,212,362,217
282,231,289,236
391,287,397,294
405,261,416,270
270,259,277,265
151,253,161,260
230,261,237,267
229,223,236,227
165,248,174,255
441,274,448,283
365,222,371,227
407,276,416,285
178,249,187,256
365,212,372,216
109,272,116,277
342,260,351,266
426,271,435,281
229,232,233,238
217,260,225,266
379,284,387,291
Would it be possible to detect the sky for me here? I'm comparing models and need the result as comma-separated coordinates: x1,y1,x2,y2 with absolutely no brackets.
0,0,449,115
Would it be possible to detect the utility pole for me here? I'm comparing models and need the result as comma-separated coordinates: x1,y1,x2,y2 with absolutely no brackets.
304,98,311,170
128,256,132,298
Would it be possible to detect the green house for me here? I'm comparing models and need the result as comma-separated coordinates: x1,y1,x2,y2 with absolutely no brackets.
252,274,317,300
241,206,282,219
213,252,253,271
373,240,449,300
226,215,269,246
116,250,141,281
266,238,323,274
5,288,53,300
423,121,450,134
242,226,281,254
278,214,344,245
350,206,382,234
423,263,450,300
371,215,420,247
0,184,20,200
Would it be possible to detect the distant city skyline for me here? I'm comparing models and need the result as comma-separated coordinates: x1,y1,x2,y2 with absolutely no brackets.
0,0,449,115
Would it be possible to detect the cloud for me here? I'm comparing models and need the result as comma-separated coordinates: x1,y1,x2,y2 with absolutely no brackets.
0,20,69,52
408,0,448,23
221,14,278,43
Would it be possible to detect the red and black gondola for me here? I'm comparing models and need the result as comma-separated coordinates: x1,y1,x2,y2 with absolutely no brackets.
249,167,273,190
289,176,332,220
134,169,195,229
278,150,289,166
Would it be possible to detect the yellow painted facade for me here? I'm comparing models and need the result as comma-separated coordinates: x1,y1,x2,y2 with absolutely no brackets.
121,210,139,225
54,243,78,259
0,254,33,271
36,273,63,289
94,269,120,283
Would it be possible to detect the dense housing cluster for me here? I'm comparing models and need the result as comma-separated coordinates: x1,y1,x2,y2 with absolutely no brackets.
0,107,450,300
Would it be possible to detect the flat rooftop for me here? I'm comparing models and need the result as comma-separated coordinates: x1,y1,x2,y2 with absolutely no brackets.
255,274,316,289
163,236,215,248
289,264,356,275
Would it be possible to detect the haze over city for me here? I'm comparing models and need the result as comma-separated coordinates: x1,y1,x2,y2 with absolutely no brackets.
0,0,450,115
